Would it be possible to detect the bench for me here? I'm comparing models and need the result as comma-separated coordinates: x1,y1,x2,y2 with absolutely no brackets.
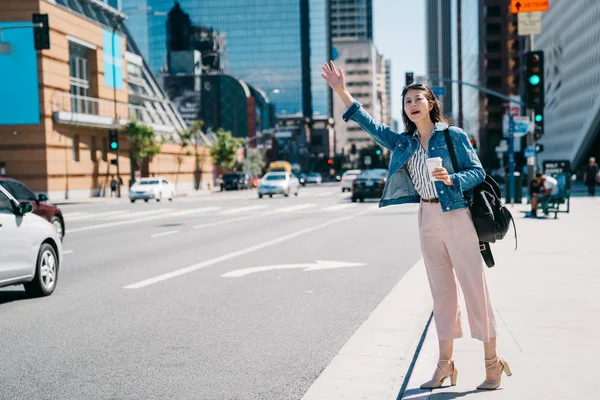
540,173,571,219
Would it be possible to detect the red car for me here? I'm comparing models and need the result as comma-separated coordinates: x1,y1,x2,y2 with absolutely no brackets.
0,177,65,239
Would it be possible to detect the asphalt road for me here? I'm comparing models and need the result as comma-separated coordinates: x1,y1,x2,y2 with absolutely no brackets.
0,184,425,400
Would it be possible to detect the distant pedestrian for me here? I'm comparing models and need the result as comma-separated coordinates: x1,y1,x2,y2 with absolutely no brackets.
110,177,117,197
322,61,511,391
528,172,558,217
583,157,598,197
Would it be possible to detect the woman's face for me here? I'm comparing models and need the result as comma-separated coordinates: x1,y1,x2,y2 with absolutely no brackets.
404,89,433,123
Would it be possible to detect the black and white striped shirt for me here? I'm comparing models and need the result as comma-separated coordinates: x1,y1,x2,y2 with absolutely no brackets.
406,130,438,200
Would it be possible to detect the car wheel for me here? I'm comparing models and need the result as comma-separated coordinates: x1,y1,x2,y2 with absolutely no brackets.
351,197,357,203
130,199,136,203
295,190,298,196
144,199,149,203
24,243,58,297
360,197,365,203
51,215,64,240
284,189,290,197
269,194,273,198
258,194,263,199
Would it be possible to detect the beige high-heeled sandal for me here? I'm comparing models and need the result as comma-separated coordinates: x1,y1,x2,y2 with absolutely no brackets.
420,359,458,389
476,355,512,390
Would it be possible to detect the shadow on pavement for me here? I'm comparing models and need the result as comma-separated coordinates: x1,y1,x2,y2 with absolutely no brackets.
0,289,31,305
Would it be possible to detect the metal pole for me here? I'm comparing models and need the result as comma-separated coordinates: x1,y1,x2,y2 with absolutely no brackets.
527,34,536,182
508,114,515,206
113,19,121,198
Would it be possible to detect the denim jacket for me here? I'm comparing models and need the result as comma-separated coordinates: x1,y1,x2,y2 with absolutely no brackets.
343,101,485,211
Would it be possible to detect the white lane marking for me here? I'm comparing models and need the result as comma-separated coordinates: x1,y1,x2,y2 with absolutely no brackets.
61,212,88,218
110,209,175,220
274,204,317,213
219,205,268,215
68,209,182,233
222,260,367,278
66,210,129,221
193,212,274,230
151,230,180,238
124,210,370,289
321,203,357,212
166,207,221,217
62,250,75,255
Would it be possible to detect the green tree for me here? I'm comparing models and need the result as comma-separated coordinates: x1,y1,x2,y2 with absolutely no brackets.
122,120,161,184
239,147,266,176
165,128,194,188
209,129,245,171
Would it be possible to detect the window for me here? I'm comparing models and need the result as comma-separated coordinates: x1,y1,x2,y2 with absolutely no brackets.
69,41,92,114
487,5,501,17
101,137,108,161
0,181,36,201
73,135,80,162
90,136,97,161
488,59,502,69
0,189,13,211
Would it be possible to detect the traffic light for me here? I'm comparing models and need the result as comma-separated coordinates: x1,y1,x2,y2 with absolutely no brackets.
525,51,544,110
327,158,333,165
405,72,414,86
32,14,50,50
375,149,382,155
108,129,119,150
535,144,544,153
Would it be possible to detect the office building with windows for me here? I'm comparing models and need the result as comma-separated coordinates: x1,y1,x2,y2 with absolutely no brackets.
426,0,453,121
0,0,214,199
330,0,372,41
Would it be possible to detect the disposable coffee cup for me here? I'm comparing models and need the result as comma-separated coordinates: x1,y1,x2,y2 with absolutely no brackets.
426,157,443,181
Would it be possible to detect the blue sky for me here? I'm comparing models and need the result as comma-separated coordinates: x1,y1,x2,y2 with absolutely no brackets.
373,0,426,121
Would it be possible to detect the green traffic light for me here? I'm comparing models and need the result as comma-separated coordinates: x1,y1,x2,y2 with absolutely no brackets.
376,150,382,155
529,75,540,85
535,114,543,122
110,142,118,150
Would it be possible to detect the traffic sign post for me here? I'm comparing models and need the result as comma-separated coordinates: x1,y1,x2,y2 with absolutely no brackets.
518,12,542,35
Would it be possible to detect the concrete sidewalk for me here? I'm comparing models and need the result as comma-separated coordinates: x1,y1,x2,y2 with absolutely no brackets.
402,196,600,399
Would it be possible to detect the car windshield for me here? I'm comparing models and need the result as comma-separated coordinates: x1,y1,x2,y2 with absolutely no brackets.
359,170,387,179
344,174,358,180
265,175,286,181
139,180,159,185
308,173,320,177
223,174,239,179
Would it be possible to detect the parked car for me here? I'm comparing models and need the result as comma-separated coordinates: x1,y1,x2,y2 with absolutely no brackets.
306,172,323,184
351,168,388,202
220,173,252,191
0,185,62,297
340,169,362,193
258,172,300,198
0,177,65,240
129,177,175,203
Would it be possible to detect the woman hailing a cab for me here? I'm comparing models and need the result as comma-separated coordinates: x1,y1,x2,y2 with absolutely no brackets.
321,61,512,390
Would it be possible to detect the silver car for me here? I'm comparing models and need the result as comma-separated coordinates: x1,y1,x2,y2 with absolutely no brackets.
0,185,62,297
258,172,300,198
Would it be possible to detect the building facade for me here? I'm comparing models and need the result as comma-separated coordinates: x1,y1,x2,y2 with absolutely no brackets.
330,0,373,41
533,0,600,169
426,0,453,119
0,0,213,199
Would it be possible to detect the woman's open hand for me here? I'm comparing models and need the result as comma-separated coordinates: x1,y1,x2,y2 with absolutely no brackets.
321,60,345,91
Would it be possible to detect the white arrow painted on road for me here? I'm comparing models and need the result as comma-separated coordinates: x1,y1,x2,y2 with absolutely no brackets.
221,260,367,278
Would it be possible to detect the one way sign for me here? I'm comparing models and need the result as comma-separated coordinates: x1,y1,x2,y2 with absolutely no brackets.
510,0,549,14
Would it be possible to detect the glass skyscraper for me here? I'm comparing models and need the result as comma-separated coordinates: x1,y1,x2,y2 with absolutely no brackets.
122,0,331,119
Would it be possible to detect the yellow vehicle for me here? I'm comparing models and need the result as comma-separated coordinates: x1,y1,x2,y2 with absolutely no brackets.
268,161,292,173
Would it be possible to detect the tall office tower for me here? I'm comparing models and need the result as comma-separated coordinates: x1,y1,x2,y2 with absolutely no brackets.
330,0,373,41
426,0,453,120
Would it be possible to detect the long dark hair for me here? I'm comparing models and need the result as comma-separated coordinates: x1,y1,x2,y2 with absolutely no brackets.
401,83,447,133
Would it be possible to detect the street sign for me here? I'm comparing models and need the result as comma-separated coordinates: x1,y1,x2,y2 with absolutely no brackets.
364,155,372,166
510,0,548,14
518,12,542,35
543,160,571,175
221,260,367,277
524,146,536,158
431,86,446,96
503,115,532,138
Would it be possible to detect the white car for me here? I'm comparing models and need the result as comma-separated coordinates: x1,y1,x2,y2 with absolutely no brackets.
129,177,175,203
0,185,62,297
340,169,362,192
306,173,323,184
258,172,300,198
